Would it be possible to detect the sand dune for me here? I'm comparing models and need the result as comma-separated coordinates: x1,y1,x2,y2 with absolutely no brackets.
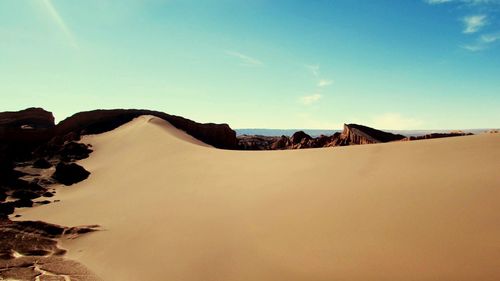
18,115,500,281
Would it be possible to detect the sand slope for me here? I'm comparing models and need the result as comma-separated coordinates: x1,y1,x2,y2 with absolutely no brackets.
18,115,500,281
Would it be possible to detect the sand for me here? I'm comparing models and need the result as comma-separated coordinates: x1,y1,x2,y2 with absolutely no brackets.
17,115,500,281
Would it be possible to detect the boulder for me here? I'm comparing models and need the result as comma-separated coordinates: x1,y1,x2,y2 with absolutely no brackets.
59,142,92,161
52,163,90,186
11,190,41,200
13,199,33,208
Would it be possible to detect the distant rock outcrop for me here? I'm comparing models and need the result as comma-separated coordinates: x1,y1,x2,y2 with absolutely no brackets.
238,124,406,150
401,131,473,141
336,124,406,146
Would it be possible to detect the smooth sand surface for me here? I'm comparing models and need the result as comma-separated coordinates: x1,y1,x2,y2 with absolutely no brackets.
18,115,500,281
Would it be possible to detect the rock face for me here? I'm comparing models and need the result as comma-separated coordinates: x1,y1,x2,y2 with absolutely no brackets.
336,124,406,145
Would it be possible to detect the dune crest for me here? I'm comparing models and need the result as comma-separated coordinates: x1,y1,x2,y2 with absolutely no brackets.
17,116,500,281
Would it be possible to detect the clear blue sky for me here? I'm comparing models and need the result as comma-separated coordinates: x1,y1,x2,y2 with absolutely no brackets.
1,0,499,129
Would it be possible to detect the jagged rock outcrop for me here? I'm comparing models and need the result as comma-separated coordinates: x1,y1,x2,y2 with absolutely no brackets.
238,124,407,150
336,124,406,145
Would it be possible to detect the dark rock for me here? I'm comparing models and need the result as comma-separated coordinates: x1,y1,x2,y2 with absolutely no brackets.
11,190,41,200
237,135,281,150
42,192,54,197
36,200,51,205
59,141,92,161
290,131,312,144
270,136,292,150
0,108,55,161
0,202,15,218
33,158,52,169
8,179,44,192
52,163,90,186
13,199,33,208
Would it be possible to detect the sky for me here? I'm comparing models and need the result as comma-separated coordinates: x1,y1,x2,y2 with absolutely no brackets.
1,0,499,129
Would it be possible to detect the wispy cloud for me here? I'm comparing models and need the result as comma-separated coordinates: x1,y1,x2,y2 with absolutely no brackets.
317,79,333,87
425,0,500,4
461,31,500,51
306,65,333,87
481,32,500,42
306,64,320,77
462,44,487,51
226,51,263,67
299,65,333,106
39,0,78,48
425,0,453,4
300,93,322,105
463,15,487,33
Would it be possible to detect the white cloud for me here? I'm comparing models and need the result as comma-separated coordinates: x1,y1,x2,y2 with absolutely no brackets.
425,0,454,4
463,15,487,33
481,33,500,42
317,79,333,87
225,51,263,67
461,44,486,51
461,32,500,52
39,0,78,49
300,93,322,105
370,113,423,130
424,0,500,4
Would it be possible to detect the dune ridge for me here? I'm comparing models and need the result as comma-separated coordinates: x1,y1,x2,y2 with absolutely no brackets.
17,115,500,281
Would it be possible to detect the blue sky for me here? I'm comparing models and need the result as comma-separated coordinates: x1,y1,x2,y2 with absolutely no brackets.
1,0,499,129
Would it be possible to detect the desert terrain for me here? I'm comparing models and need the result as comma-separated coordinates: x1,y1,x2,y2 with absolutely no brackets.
15,115,500,281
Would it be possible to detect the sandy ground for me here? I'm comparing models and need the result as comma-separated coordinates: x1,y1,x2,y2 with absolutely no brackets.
17,115,500,281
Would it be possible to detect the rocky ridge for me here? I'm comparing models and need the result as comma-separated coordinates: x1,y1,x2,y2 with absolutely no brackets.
238,123,408,150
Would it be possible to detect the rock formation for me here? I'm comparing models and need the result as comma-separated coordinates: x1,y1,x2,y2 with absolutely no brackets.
238,124,406,150
56,109,238,149
335,123,406,145
401,131,473,141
